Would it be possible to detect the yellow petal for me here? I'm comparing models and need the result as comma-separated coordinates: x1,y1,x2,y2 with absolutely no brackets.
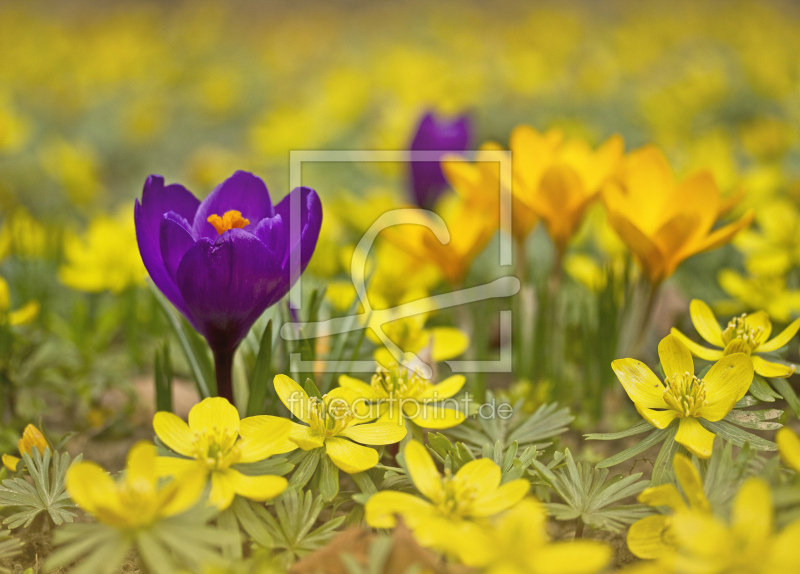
671,511,730,559
19,424,48,456
699,353,754,421
125,441,157,489
635,405,679,429
338,421,406,445
694,209,754,254
288,422,325,450
743,310,773,343
777,428,800,472
406,404,466,429
669,328,724,360
338,374,377,399
66,461,120,516
637,484,686,512
603,207,664,284
689,300,724,347
188,397,240,434
152,411,195,458
469,478,529,517
751,355,795,378
658,334,695,377
273,374,311,422
403,440,443,502
675,418,716,459
758,318,800,353
156,456,201,477
237,415,293,463
325,437,379,474
208,470,238,510
732,478,773,548
626,515,673,560
418,374,466,400
428,327,470,361
672,453,709,512
611,358,669,409
770,517,800,572
531,540,612,574
8,301,39,326
227,469,287,502
2,454,20,473
455,458,502,499
157,470,207,518
364,490,433,529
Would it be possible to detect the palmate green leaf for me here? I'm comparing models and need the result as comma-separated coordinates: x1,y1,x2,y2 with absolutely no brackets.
770,377,800,417
700,419,778,451
0,530,22,574
593,425,673,469
723,408,782,430
749,374,782,402
287,448,322,490
584,419,653,441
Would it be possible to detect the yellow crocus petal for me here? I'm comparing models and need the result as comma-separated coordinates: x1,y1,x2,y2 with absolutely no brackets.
751,355,795,378
236,415,293,462
530,540,612,574
694,210,755,254
699,353,754,421
227,469,287,502
337,374,377,399
428,327,470,361
658,335,694,378
455,459,502,499
158,469,207,518
744,311,773,343
403,440,443,502
273,374,311,422
675,418,716,459
673,453,709,512
288,423,325,450
126,442,158,489
635,405,679,429
758,318,800,353
324,437,379,474
8,301,39,326
417,374,466,400
732,478,773,548
405,404,465,429
364,490,434,529
2,454,20,472
777,428,800,472
669,329,725,361
638,484,687,512
208,470,237,510
469,478,529,517
188,397,240,434
153,411,195,457
66,461,121,516
156,456,201,477
338,421,406,445
689,299,724,347
604,208,664,284
627,515,673,560
612,358,669,410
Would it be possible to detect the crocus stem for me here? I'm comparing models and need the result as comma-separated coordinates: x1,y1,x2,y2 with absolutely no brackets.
213,347,235,404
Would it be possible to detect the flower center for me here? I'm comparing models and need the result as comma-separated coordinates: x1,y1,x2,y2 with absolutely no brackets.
436,469,479,518
308,396,355,437
663,372,708,417
190,425,242,470
118,477,158,528
721,315,763,353
371,365,430,399
207,210,250,235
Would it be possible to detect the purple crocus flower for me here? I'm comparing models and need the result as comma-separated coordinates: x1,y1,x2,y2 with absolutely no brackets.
135,170,322,402
409,111,472,209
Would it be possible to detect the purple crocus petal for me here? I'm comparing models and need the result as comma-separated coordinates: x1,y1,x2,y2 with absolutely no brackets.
160,212,196,284
268,187,323,306
192,171,274,239
135,175,200,316
175,229,283,351
409,111,472,209
254,214,287,259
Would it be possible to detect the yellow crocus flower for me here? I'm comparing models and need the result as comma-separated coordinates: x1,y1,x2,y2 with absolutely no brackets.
339,365,466,429
627,454,710,560
602,145,754,285
451,498,611,574
612,334,753,458
2,424,49,472
511,126,624,254
668,478,800,574
365,440,529,556
671,299,799,378
273,375,407,474
153,397,292,510
66,441,205,530
777,427,800,472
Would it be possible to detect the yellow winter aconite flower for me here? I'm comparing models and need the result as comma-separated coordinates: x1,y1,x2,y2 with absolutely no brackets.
717,270,800,324
612,334,753,458
66,441,205,530
776,427,800,472
627,454,710,560
2,424,48,472
153,397,292,510
733,198,800,276
0,276,39,326
59,211,146,293
602,145,754,285
511,126,624,254
671,299,799,378
0,207,52,260
667,478,800,574
339,365,466,429
274,375,407,474
452,498,612,574
365,440,529,556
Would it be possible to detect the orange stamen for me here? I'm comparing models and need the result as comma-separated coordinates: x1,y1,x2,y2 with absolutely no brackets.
207,210,250,235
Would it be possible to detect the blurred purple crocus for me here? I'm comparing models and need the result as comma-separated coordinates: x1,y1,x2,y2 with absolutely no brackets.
135,170,322,402
409,111,472,209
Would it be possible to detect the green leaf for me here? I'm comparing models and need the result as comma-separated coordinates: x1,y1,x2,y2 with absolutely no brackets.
770,377,800,417
585,419,653,441
724,409,783,430
651,427,680,486
701,420,777,451
246,320,273,417
288,449,322,490
304,378,323,400
154,340,173,412
596,425,672,468
319,454,340,501
749,375,781,402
